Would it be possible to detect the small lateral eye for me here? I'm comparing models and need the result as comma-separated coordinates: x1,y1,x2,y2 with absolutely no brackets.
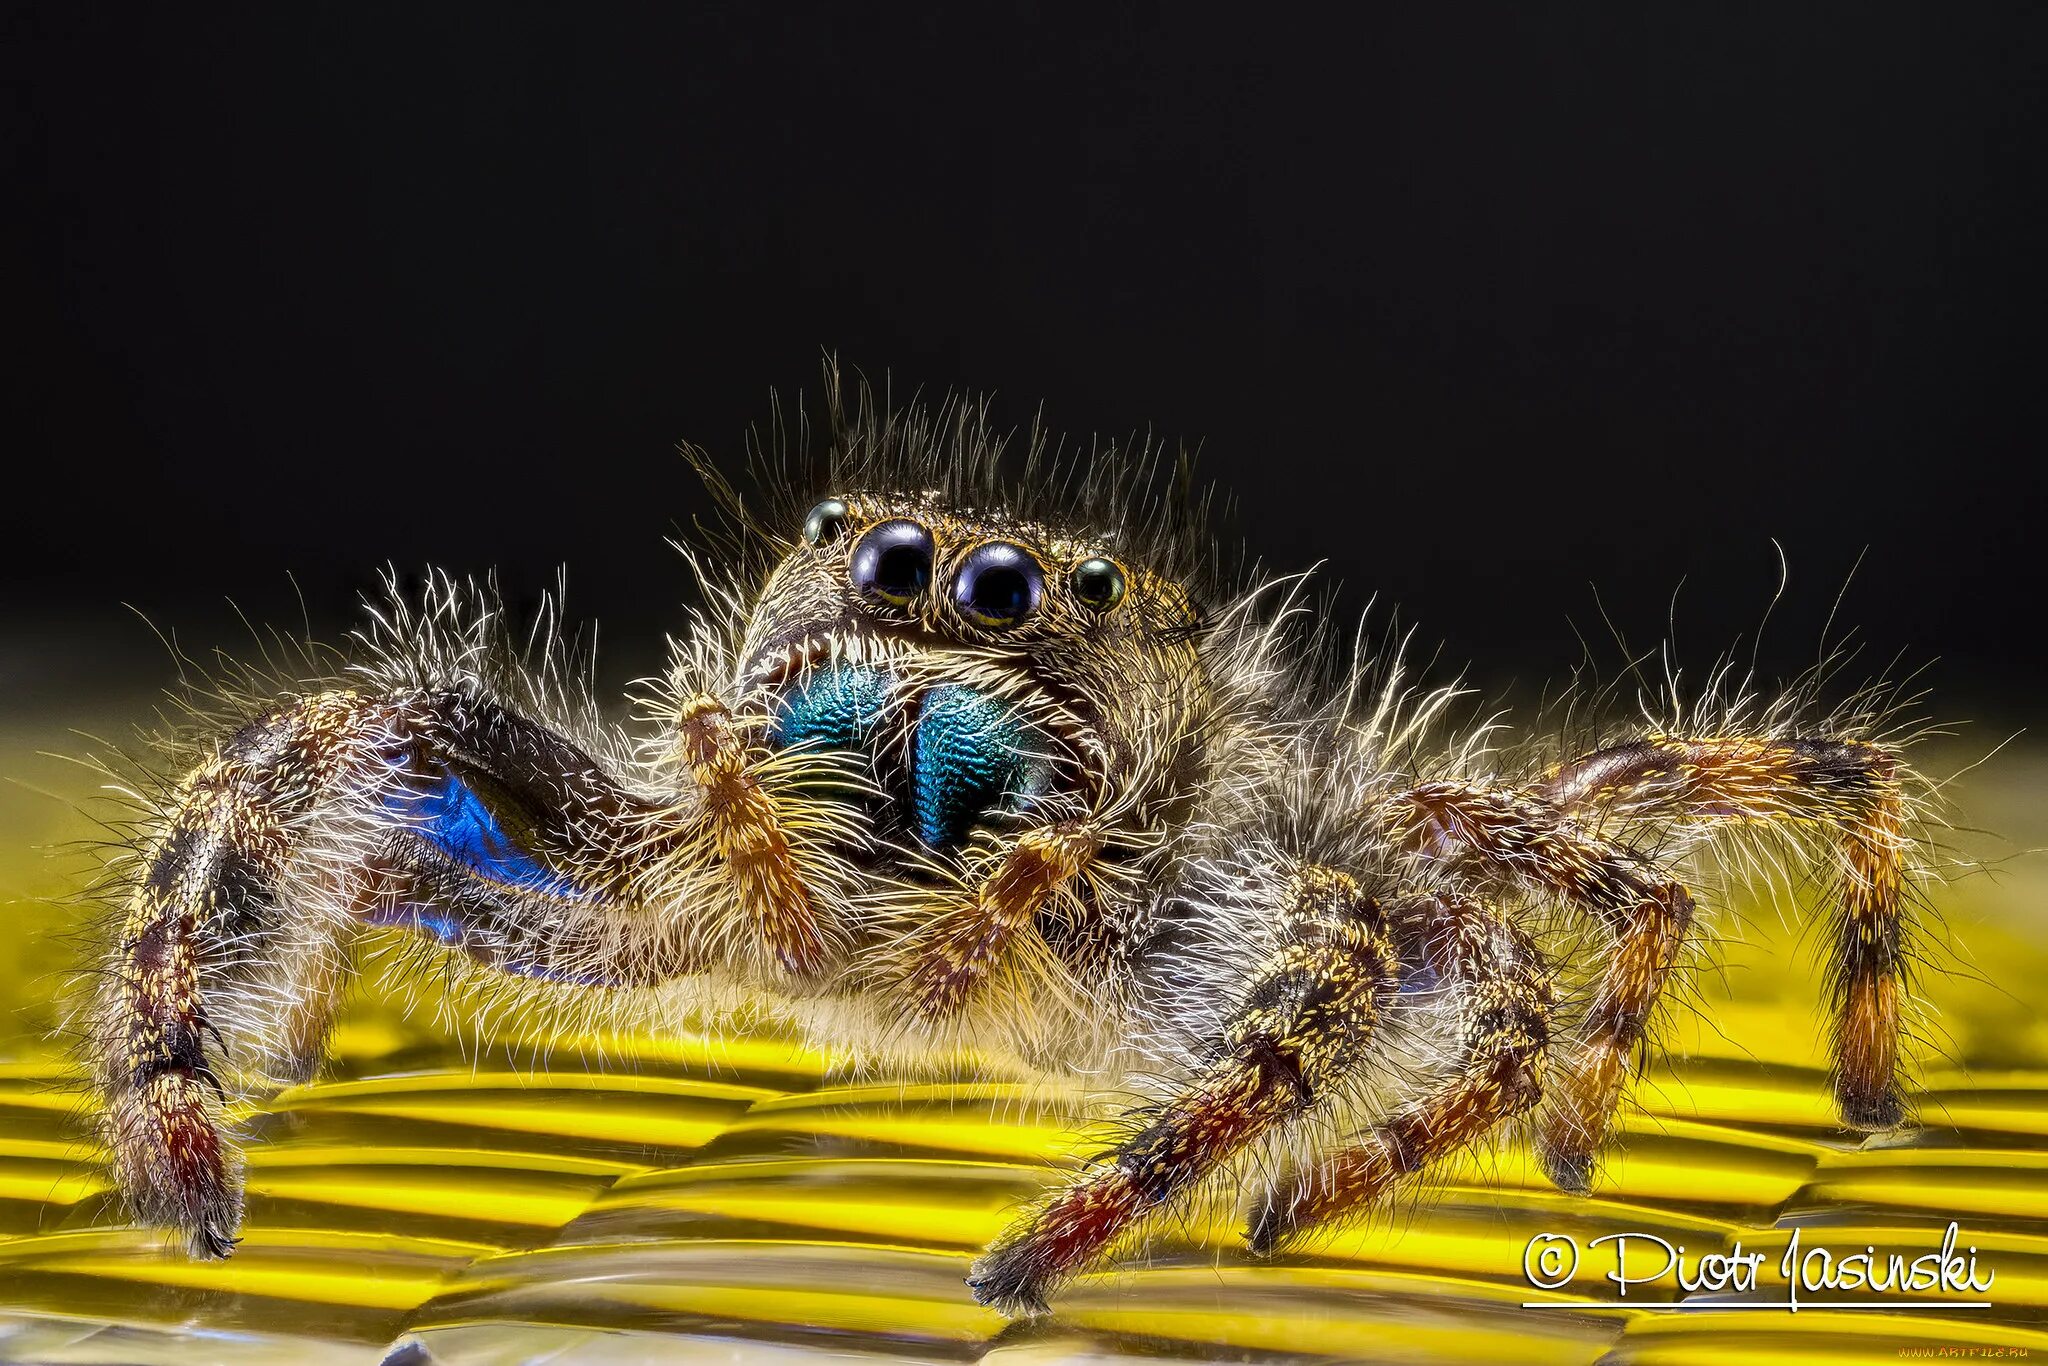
803,498,850,546
1070,556,1127,612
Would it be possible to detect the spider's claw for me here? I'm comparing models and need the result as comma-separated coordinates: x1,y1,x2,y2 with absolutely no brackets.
188,1224,241,1261
1242,1204,1284,1258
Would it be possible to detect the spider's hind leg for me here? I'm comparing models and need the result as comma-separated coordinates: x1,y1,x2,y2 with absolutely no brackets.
1381,781,1697,1192
1537,733,1920,1133
1375,730,1924,1195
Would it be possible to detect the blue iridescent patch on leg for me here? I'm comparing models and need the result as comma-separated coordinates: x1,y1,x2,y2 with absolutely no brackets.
913,685,1054,851
397,906,469,948
398,769,583,899
373,769,620,983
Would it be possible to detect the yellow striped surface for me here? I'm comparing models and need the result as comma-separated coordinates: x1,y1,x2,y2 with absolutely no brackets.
2,727,2043,1364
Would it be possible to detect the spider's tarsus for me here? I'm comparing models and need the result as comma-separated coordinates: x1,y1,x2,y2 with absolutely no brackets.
1837,1087,1908,1134
965,1256,1051,1318
1539,1147,1597,1195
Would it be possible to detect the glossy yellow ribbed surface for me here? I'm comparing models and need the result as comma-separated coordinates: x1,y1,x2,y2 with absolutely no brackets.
1,725,2043,1364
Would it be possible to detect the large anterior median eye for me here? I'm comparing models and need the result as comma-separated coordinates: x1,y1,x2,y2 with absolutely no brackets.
952,541,1045,628
850,519,934,607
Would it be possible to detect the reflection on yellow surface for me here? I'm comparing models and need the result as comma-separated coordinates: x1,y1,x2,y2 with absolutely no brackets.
1,720,2043,1364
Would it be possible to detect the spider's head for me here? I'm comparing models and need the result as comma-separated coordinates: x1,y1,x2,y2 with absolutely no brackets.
731,491,1210,853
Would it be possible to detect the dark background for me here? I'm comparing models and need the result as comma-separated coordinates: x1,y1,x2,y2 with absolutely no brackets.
7,5,2044,720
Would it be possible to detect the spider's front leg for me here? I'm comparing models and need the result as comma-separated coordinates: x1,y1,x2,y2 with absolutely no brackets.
91,681,814,1260
968,866,1401,1315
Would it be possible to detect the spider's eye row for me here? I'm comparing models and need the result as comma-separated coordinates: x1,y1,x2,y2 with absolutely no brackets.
803,498,850,546
1070,557,1127,612
850,519,934,608
953,541,1044,629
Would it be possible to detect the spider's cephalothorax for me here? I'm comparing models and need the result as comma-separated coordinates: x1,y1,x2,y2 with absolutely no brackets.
85,376,1937,1314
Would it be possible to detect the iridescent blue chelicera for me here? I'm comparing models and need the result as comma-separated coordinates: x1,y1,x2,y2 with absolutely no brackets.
769,662,1052,850
912,684,1055,850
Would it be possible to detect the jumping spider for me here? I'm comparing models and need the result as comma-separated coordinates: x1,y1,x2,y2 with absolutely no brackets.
88,375,1933,1315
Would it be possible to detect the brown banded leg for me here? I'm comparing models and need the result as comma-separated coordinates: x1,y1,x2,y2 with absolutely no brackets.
98,688,701,1259
673,693,829,977
1379,781,1697,1190
1246,894,1553,1251
969,865,1400,1315
895,821,1102,1020
1836,799,1909,1128
97,692,393,1256
1542,878,1694,1190
1535,734,1915,1130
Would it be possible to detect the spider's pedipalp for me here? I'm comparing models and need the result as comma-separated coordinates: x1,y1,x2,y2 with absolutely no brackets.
893,820,1103,1022
671,691,832,978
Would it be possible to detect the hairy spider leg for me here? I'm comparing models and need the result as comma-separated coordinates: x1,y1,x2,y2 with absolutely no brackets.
1536,734,1917,1130
96,692,391,1258
1245,894,1553,1251
1380,780,1696,1191
96,688,704,1261
968,865,1400,1315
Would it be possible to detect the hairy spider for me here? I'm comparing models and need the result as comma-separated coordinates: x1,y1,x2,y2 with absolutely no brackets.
85,370,1936,1316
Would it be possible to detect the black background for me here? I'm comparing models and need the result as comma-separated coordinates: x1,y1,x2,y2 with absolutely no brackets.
7,6,2044,718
